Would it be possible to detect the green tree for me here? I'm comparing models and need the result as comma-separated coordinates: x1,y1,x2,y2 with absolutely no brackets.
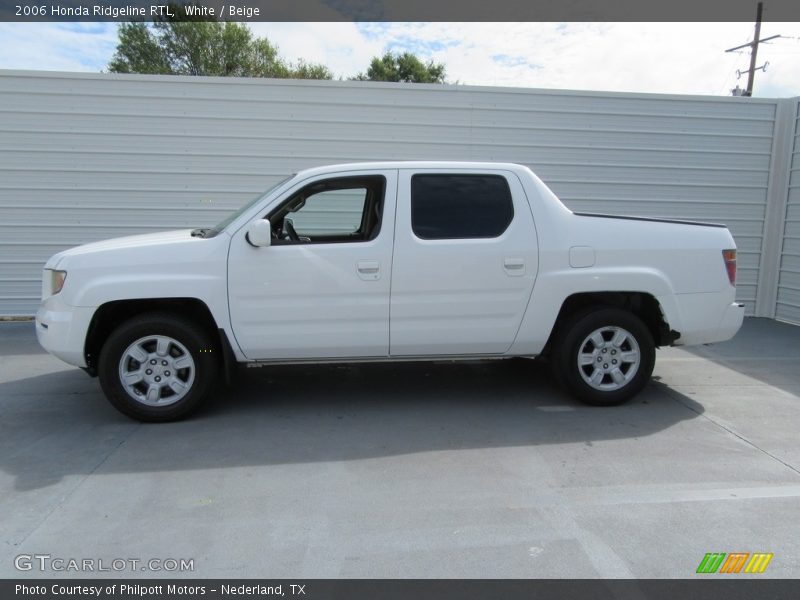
108,20,331,80
354,51,446,84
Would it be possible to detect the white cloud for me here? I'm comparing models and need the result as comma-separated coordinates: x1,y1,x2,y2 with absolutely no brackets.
1,21,800,97
0,22,117,72
247,22,383,78
350,22,800,96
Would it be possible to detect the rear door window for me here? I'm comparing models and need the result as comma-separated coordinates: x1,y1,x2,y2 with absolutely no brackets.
410,174,514,239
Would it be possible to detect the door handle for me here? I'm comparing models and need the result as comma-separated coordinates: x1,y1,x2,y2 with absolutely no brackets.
357,260,380,281
503,258,525,276
358,261,379,273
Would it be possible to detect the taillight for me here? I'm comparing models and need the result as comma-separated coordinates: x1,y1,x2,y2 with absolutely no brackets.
722,249,736,286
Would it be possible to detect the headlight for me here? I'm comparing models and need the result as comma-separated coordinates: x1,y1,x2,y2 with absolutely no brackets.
47,269,67,295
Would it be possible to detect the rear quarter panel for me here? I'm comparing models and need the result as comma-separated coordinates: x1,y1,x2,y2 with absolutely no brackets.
508,171,737,353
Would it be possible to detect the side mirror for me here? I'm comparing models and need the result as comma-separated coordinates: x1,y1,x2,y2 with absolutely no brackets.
246,219,271,247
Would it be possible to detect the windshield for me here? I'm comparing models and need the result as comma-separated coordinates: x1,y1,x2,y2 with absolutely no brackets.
212,174,296,232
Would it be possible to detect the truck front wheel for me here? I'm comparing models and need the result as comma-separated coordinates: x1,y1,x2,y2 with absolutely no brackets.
552,307,655,406
98,312,218,422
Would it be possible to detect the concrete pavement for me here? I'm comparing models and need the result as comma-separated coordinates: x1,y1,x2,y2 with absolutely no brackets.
1,318,799,578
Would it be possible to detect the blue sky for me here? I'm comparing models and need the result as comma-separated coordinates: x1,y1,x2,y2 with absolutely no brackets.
1,22,799,96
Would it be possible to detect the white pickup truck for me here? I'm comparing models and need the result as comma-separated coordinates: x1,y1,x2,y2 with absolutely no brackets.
36,162,744,421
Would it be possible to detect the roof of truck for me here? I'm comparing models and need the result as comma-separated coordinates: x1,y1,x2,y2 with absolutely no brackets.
295,161,531,177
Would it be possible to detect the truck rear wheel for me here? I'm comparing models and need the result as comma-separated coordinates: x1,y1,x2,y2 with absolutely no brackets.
552,307,655,406
98,312,218,422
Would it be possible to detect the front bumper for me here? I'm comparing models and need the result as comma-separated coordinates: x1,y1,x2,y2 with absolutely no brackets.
35,294,95,368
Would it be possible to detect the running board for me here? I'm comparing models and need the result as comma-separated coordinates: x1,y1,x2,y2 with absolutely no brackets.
243,354,535,368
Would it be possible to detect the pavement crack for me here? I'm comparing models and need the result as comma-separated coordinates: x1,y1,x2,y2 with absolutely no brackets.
663,385,800,479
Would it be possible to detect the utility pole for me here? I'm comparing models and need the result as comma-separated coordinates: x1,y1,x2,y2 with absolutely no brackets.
745,1,763,95
725,1,780,97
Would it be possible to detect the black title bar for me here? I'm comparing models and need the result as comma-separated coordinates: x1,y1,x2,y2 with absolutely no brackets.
4,579,800,600
1,0,800,22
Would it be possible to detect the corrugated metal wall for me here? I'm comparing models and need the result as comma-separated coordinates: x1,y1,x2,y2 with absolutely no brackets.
776,100,800,323
0,70,788,317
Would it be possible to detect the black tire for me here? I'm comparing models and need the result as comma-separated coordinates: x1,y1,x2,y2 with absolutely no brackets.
551,307,655,406
98,311,219,422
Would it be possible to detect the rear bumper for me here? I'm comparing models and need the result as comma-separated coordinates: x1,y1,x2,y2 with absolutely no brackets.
716,302,746,343
670,293,745,346
35,294,94,368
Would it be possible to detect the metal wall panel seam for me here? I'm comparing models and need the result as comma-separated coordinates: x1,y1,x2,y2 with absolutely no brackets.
757,99,798,317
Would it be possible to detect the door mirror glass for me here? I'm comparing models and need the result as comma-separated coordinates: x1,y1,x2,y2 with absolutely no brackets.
246,219,272,247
